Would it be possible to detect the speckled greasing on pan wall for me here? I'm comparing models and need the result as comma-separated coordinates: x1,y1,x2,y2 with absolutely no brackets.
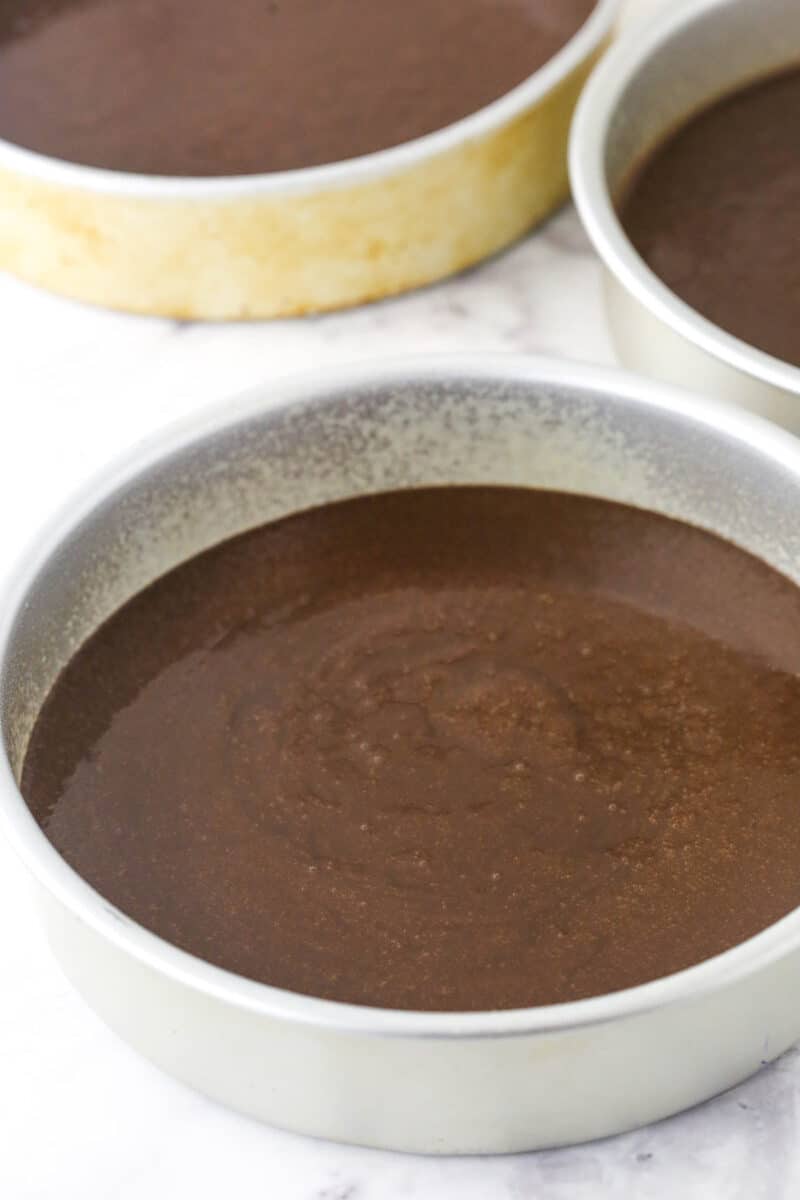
0,8,614,319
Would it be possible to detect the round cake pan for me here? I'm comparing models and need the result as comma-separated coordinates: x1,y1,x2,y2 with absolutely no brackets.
570,0,800,433
4,357,800,1152
0,2,615,321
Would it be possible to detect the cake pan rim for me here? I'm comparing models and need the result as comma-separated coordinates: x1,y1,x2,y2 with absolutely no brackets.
3,353,800,1040
0,0,618,198
569,0,800,398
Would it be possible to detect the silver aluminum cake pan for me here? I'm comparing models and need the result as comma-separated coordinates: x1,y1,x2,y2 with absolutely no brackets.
3,356,800,1153
0,1,616,319
570,0,800,433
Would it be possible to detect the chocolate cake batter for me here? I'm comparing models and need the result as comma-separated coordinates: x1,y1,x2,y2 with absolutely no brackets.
621,68,800,368
21,488,800,1011
0,0,596,175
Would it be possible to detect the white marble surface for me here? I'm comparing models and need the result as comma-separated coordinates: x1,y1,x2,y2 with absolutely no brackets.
4,2,799,1195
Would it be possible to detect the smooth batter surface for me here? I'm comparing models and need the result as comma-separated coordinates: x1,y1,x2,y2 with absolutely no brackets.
22,488,800,1011
621,68,800,368
0,0,595,175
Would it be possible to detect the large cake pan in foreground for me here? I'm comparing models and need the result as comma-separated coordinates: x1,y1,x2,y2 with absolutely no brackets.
4,357,800,1153
570,0,800,433
0,1,615,320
